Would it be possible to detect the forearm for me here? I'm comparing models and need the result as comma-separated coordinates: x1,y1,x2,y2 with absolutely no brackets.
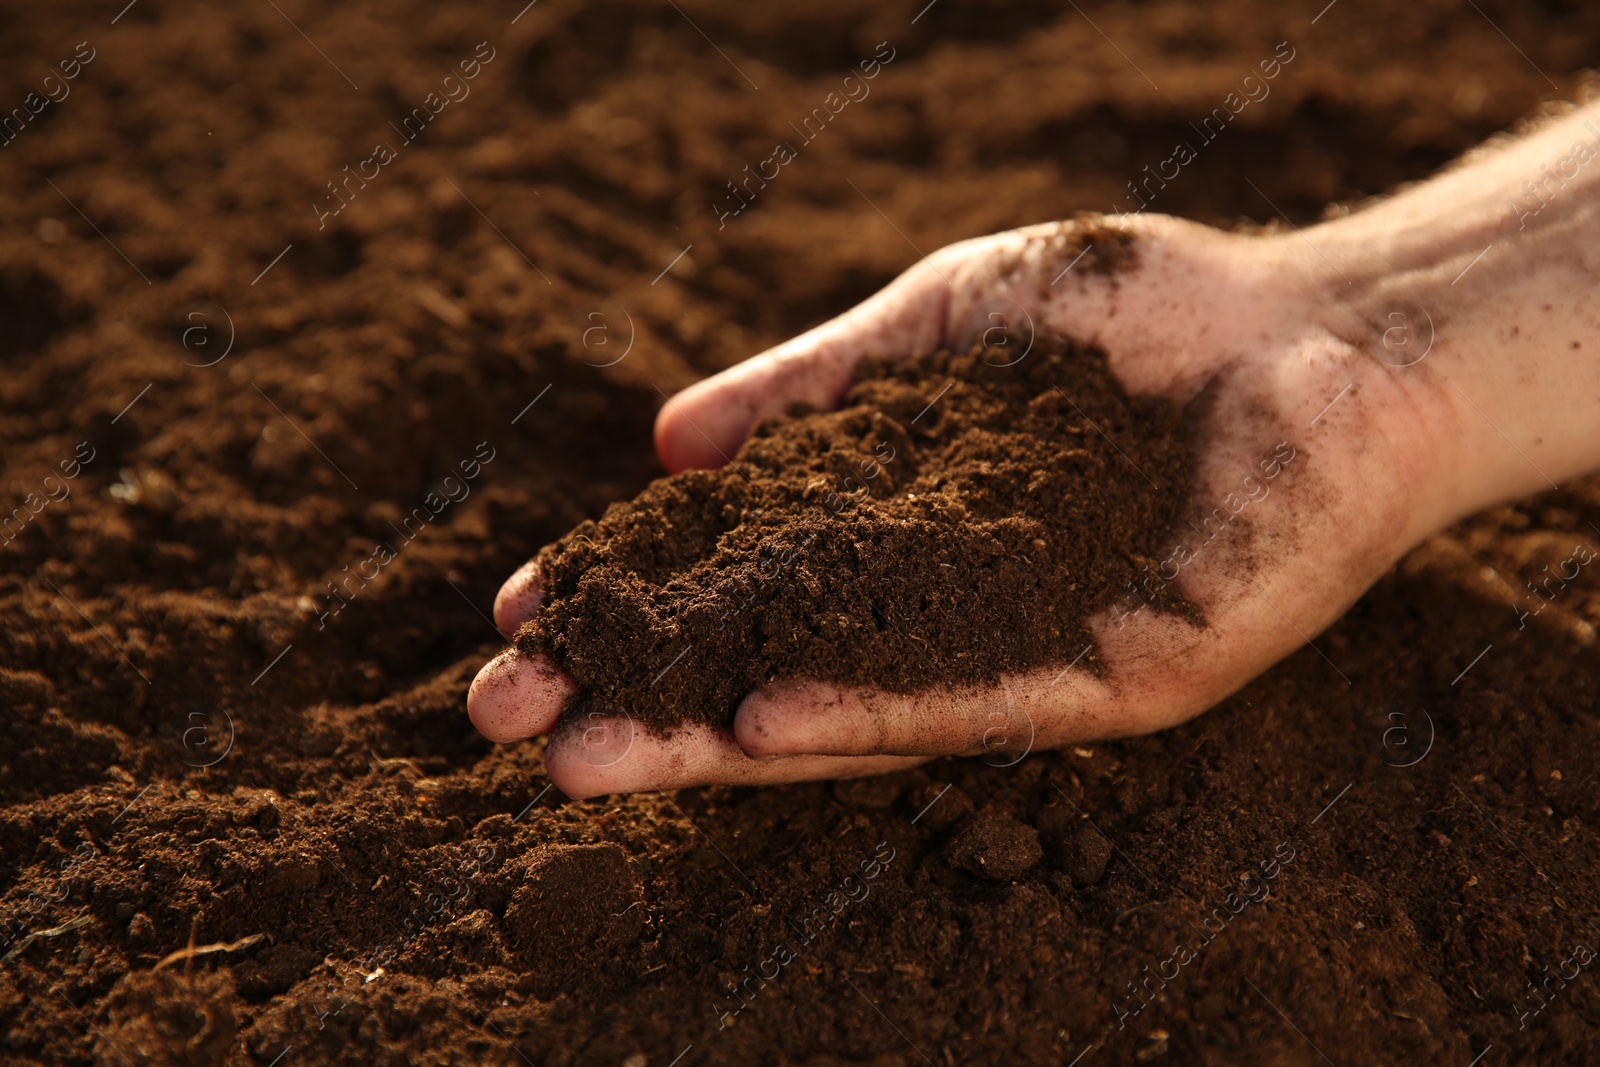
1308,99,1600,518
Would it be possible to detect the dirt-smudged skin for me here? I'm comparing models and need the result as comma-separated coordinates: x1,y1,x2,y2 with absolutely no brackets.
2,0,1600,1064
520,337,1198,733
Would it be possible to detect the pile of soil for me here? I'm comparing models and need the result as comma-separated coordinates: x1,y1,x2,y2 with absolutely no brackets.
2,1,1599,1065
523,338,1195,730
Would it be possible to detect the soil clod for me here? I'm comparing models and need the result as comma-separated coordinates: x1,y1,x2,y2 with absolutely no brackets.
520,337,1197,731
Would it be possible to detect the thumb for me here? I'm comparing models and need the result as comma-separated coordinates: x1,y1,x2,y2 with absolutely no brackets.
654,254,955,472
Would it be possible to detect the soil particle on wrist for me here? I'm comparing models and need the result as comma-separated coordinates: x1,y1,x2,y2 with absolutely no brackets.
518,336,1198,732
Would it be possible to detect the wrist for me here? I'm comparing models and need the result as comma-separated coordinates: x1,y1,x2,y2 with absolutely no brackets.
1291,101,1600,523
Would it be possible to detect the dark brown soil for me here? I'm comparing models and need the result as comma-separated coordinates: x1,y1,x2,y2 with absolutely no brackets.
522,339,1194,731
3,1,1600,1065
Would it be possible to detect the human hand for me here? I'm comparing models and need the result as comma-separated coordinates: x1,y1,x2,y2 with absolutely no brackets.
471,102,1600,797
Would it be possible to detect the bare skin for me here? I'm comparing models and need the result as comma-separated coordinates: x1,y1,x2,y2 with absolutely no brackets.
469,100,1600,799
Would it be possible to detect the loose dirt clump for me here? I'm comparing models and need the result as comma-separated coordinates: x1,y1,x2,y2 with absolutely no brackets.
100,968,239,1067
520,337,1195,730
504,842,646,997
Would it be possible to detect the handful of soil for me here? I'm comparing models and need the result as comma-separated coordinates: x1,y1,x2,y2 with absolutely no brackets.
517,336,1196,733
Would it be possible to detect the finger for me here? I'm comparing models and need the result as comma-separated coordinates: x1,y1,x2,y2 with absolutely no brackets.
492,558,544,638
727,606,1177,762
543,717,927,799
733,675,1054,759
654,254,956,473
730,567,1318,760
466,649,576,743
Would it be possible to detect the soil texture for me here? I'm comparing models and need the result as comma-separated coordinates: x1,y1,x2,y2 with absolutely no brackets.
522,338,1194,731
2,1,1599,1065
